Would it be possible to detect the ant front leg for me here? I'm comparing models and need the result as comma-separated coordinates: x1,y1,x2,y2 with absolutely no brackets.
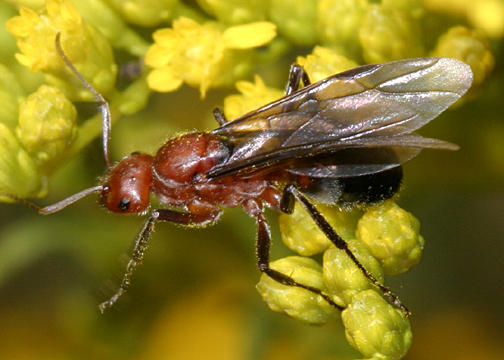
99,208,221,313
282,184,411,317
254,209,344,311
285,64,311,95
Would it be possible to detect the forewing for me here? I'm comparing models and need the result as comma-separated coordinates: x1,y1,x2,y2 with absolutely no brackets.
210,57,472,178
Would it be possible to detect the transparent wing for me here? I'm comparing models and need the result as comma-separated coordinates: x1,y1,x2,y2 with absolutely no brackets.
209,57,472,178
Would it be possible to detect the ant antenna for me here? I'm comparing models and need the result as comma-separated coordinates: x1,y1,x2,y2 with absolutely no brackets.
3,185,103,215
54,33,112,168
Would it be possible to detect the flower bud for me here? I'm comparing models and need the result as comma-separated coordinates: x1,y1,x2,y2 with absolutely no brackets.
356,200,423,275
16,85,77,168
359,4,424,63
431,26,494,86
342,290,412,359
279,203,362,256
256,256,338,324
323,239,384,305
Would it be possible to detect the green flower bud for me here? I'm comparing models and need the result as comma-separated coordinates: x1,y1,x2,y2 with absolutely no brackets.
197,0,268,25
342,290,412,359
0,64,24,129
270,0,318,46
323,239,384,306
256,256,338,324
359,4,424,63
279,203,362,256
382,0,424,19
16,85,77,169
0,123,44,201
105,0,178,27
317,0,369,57
356,200,423,275
431,26,494,86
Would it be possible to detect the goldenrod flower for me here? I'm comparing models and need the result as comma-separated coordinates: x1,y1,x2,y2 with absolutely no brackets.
0,123,44,201
145,17,276,97
359,4,424,63
256,256,338,325
223,75,283,120
106,0,178,27
16,85,77,170
296,46,359,83
424,0,504,38
279,202,362,256
432,26,495,86
197,0,268,25
342,290,412,359
317,0,369,58
0,64,24,129
6,0,117,101
323,239,384,305
356,200,424,275
269,0,317,46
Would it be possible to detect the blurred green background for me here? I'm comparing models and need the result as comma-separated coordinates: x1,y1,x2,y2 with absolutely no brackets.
1,1,504,359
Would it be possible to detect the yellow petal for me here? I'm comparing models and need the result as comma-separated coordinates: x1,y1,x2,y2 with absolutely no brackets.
147,67,183,92
223,22,276,49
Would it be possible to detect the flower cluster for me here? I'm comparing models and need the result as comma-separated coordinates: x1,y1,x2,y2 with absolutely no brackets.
0,0,498,358
257,200,419,359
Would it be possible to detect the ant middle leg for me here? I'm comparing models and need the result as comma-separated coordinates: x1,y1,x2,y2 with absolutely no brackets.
99,208,221,313
255,211,344,311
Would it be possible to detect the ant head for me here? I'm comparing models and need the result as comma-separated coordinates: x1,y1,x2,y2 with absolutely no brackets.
100,153,154,213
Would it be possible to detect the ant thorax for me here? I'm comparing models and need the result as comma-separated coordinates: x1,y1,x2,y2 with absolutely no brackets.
151,132,282,213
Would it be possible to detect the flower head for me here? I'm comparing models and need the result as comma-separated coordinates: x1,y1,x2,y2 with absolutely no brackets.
145,17,276,97
6,0,117,101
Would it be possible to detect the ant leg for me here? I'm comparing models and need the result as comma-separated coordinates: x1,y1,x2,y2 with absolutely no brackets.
55,33,112,168
285,64,311,95
255,212,344,311
213,107,228,126
99,208,221,313
283,184,411,317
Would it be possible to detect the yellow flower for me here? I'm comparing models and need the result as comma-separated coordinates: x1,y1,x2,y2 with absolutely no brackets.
279,202,362,256
356,200,424,275
146,17,276,97
6,0,117,101
223,75,283,120
16,85,77,170
256,256,338,325
342,290,412,359
359,4,424,63
197,0,268,25
323,239,384,306
106,0,178,27
432,26,494,86
0,123,44,201
296,46,359,83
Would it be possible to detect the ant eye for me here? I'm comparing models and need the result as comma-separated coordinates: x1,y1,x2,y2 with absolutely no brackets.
118,197,130,211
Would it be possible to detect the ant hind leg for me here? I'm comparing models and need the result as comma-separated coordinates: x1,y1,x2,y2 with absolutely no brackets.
282,184,411,317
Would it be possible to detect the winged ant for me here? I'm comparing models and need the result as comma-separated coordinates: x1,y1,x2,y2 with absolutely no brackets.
18,34,473,315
